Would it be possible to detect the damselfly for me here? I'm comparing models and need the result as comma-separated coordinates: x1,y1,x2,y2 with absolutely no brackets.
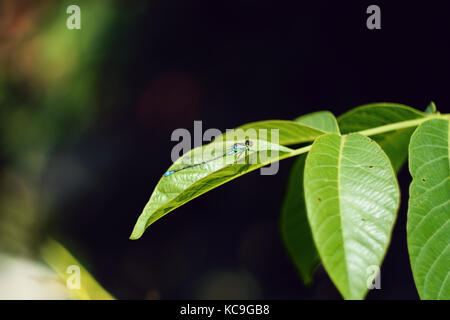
164,140,254,177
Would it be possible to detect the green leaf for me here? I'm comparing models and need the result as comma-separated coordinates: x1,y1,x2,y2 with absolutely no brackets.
281,111,339,284
217,120,326,146
41,239,114,300
281,155,319,285
338,103,425,172
131,139,293,239
304,133,400,299
407,118,450,300
424,101,437,114
295,111,340,134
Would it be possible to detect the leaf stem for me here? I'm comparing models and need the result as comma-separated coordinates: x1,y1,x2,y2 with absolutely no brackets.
285,113,449,160
356,114,447,137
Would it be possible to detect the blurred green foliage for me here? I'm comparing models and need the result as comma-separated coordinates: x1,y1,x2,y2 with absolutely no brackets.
0,0,118,298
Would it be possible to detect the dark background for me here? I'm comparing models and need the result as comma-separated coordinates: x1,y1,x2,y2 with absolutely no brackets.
1,0,449,299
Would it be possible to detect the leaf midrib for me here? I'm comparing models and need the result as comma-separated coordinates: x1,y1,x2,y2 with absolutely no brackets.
337,134,351,298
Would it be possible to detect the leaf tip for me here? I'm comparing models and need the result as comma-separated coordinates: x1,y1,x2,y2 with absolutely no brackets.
129,233,141,240
424,101,437,114
129,223,144,240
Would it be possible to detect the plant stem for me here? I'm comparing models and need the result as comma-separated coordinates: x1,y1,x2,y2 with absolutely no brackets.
284,113,449,160
356,114,447,137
